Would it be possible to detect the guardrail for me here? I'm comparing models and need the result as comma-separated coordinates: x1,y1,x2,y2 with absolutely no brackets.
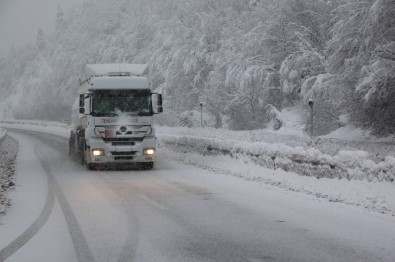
159,135,395,182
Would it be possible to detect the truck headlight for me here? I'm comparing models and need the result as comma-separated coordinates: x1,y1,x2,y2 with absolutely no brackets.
92,149,105,156
143,148,155,155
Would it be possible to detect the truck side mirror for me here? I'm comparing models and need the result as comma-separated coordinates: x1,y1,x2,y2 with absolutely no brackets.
152,93,163,114
79,94,85,114
79,93,92,115
157,94,163,113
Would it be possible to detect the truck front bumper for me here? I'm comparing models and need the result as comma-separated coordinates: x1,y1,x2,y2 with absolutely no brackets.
87,137,157,164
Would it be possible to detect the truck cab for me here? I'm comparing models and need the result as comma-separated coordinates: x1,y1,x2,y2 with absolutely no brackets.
69,64,163,169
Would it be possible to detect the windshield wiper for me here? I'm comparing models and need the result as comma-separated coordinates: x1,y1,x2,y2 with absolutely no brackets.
94,112,118,117
125,111,152,116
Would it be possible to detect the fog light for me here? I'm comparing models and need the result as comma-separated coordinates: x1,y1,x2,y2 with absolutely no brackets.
144,148,155,155
92,149,104,156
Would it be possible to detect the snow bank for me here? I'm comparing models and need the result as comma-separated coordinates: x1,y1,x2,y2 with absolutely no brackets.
0,120,71,139
159,135,395,182
0,135,18,216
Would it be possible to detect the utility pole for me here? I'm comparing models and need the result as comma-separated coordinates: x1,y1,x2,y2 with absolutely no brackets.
199,102,203,128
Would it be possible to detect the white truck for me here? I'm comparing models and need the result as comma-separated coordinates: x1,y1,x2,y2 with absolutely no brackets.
68,64,163,169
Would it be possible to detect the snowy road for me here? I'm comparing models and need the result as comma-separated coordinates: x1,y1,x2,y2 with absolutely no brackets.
1,130,395,262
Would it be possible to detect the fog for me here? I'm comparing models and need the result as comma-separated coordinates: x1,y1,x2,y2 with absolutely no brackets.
0,0,83,53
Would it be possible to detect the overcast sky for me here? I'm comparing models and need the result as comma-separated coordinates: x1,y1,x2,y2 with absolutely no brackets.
0,0,83,54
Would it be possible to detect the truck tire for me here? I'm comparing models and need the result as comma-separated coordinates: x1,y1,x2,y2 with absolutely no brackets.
68,133,75,157
77,137,85,164
142,162,154,170
87,163,97,170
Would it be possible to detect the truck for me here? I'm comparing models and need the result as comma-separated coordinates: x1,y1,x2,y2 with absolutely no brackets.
68,64,163,170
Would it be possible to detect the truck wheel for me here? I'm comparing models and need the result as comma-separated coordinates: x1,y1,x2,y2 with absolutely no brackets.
77,139,85,164
87,163,97,170
79,150,85,164
144,162,154,170
68,133,75,157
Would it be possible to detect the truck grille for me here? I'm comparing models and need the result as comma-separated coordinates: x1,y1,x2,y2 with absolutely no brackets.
116,131,133,135
104,137,144,142
111,151,137,156
112,141,135,146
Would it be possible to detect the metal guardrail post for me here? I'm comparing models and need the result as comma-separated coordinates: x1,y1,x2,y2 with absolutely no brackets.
0,128,7,143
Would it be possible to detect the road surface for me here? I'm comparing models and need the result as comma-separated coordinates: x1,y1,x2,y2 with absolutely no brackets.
0,130,394,262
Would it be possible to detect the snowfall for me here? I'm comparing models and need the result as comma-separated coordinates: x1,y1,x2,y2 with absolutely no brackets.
1,108,394,219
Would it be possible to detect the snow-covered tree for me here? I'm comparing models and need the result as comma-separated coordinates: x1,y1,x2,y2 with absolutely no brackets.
0,0,393,136
352,0,395,135
327,0,395,135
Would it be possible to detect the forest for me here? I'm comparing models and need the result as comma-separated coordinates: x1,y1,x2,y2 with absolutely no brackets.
0,0,394,136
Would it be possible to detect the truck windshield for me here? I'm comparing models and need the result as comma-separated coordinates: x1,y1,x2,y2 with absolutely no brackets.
92,89,152,117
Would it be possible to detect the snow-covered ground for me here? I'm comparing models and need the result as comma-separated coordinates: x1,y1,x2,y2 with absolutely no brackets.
1,127,395,261
0,119,394,217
